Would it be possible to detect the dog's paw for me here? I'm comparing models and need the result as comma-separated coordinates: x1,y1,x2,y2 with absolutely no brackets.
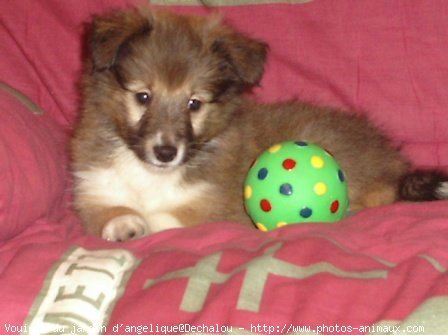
102,214,148,242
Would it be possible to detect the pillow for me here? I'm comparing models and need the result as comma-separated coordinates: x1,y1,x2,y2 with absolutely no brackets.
0,84,67,240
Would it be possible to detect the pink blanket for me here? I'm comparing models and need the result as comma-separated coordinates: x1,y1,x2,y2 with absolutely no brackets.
1,0,448,333
2,202,448,333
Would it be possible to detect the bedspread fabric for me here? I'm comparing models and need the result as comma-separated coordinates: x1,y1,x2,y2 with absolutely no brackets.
1,0,448,334
2,206,448,334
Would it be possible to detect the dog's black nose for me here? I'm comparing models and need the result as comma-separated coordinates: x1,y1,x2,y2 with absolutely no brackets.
154,145,178,163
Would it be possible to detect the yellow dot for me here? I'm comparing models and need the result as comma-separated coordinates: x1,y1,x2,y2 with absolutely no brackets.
276,222,288,228
314,182,327,195
311,156,324,169
244,185,253,199
268,144,282,153
256,223,268,232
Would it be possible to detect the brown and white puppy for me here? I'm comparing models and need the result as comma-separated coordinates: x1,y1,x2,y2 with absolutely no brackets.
71,8,448,241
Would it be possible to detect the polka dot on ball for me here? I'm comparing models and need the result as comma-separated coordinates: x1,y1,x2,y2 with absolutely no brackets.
295,141,308,147
330,200,340,213
260,199,272,212
282,158,296,170
279,183,293,196
276,222,288,228
314,182,328,195
256,223,268,232
300,207,313,218
268,144,282,153
244,185,253,200
338,170,345,182
311,155,324,169
258,168,268,180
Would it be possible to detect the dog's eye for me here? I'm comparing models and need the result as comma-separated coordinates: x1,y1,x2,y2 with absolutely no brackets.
135,92,152,106
187,99,202,112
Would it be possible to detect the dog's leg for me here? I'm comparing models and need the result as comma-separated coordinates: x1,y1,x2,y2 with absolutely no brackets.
80,206,147,241
350,182,398,210
84,206,188,241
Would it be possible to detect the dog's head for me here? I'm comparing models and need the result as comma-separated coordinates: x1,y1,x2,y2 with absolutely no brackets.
85,8,267,170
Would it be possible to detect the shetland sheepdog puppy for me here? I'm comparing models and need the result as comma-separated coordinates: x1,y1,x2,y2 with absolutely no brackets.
71,8,448,241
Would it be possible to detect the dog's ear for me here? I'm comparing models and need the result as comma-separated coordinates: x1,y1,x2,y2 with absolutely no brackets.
88,9,151,71
209,24,269,90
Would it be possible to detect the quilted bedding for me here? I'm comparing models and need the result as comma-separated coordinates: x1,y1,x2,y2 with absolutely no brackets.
1,1,448,334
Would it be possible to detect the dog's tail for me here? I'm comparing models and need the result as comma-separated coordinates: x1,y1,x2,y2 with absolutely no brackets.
399,170,448,201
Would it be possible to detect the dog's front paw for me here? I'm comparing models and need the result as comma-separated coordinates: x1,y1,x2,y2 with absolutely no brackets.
102,214,148,242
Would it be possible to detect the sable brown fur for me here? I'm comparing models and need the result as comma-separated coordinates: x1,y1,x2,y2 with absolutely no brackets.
71,8,448,241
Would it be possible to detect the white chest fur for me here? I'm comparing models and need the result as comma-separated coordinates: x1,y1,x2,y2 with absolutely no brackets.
75,147,210,231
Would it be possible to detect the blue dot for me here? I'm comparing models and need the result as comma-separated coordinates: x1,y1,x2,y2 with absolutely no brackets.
279,183,293,196
300,207,313,218
338,170,345,182
258,168,268,180
295,141,308,147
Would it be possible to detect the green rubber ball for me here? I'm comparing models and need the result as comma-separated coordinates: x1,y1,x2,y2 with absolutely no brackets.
243,141,349,231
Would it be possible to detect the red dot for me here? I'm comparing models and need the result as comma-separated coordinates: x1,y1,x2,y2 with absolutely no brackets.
260,199,272,212
282,158,296,170
330,200,340,213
